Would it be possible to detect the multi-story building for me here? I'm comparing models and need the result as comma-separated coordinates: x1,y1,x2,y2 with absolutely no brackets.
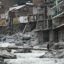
32,0,53,46
50,0,64,43
8,2,37,33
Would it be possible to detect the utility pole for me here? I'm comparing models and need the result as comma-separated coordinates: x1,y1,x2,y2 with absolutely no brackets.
44,0,48,19
8,11,14,35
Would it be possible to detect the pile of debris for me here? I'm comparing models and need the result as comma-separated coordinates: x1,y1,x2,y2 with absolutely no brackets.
39,42,64,58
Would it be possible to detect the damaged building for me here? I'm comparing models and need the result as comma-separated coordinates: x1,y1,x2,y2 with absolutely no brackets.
32,0,53,46
0,0,64,46
49,0,64,44
31,0,64,46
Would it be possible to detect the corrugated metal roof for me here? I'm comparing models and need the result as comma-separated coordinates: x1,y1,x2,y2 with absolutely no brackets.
9,5,25,11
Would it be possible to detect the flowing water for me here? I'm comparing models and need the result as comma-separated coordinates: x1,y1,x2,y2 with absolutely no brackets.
0,34,64,64
4,51,64,64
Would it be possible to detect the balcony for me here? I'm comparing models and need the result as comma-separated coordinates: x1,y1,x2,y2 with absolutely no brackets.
28,14,45,22
58,0,63,3
35,21,44,31
50,0,63,7
43,0,55,7
37,14,45,21
50,0,64,18
28,15,37,22
52,17,64,29
35,19,52,31
43,19,52,30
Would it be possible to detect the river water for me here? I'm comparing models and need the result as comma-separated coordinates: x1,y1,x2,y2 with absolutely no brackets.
0,34,64,64
4,50,64,64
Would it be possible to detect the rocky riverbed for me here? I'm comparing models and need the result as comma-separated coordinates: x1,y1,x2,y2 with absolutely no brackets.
0,33,64,64
4,51,64,64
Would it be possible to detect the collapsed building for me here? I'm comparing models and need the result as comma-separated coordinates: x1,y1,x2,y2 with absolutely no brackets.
0,0,64,46
32,0,64,46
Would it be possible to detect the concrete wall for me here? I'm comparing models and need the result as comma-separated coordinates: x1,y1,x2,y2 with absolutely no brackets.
49,30,54,42
32,0,44,6
52,27,64,43
58,28,64,42
36,31,43,44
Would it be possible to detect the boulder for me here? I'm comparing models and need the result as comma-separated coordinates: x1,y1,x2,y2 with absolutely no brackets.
0,50,16,59
39,51,54,58
54,43,64,50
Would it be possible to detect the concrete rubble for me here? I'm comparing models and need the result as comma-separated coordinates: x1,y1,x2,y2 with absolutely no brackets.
0,33,64,64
